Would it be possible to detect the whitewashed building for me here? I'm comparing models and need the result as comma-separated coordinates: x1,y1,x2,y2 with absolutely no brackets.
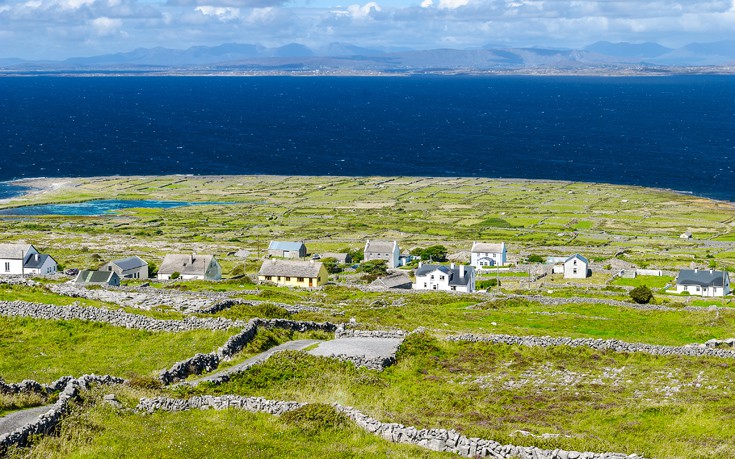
157,254,221,280
470,242,506,269
676,269,730,297
562,254,590,279
102,256,148,279
364,240,400,269
0,243,57,276
413,262,476,293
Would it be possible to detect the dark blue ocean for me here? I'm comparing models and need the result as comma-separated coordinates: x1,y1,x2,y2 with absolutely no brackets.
1,75,734,201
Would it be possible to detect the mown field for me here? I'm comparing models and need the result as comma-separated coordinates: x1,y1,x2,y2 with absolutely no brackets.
2,175,735,458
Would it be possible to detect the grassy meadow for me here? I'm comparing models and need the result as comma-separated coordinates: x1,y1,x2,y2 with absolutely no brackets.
2,175,735,458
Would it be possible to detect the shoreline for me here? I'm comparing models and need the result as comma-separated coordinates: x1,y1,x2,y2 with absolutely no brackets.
4,174,734,209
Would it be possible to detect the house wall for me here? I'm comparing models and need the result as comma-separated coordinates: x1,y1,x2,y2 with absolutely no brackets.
677,283,731,297
25,258,57,275
563,258,588,279
413,269,475,293
471,250,506,269
259,266,327,288
0,247,39,275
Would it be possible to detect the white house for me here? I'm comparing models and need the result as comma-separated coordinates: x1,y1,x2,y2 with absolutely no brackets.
101,256,148,279
364,240,400,269
0,243,57,276
413,262,476,293
470,242,506,269
676,269,730,297
157,254,222,280
562,254,590,279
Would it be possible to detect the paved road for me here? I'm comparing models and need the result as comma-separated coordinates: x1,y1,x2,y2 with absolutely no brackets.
0,404,53,436
308,337,403,360
186,339,322,386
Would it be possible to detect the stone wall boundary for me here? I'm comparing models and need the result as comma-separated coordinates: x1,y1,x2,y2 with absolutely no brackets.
446,334,735,359
136,395,642,459
0,375,124,453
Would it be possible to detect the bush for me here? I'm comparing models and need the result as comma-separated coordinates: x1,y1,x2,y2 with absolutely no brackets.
170,271,181,280
396,331,443,359
410,245,448,262
526,254,544,263
357,260,387,276
281,403,349,433
630,285,654,304
477,279,500,289
320,257,341,274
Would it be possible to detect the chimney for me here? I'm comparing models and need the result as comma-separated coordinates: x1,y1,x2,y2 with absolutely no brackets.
418,261,423,268
35,253,40,261
694,268,698,273
460,265,465,277
450,262,455,269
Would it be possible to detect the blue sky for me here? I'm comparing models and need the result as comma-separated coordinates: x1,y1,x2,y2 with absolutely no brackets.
2,0,735,59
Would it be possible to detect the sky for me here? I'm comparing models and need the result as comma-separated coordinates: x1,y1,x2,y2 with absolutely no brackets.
2,0,735,60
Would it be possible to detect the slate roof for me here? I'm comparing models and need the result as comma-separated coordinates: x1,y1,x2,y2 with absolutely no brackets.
109,256,147,271
369,272,412,289
0,243,34,259
415,264,474,287
471,242,505,253
268,241,305,251
365,240,396,253
677,269,729,287
74,270,118,284
259,259,323,278
320,252,351,263
23,254,54,269
565,254,589,264
159,254,216,276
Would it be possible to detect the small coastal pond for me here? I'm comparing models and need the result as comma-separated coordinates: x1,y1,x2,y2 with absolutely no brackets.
0,200,230,216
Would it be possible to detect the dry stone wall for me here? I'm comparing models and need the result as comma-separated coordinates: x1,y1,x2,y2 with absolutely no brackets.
0,375,123,453
0,376,73,395
137,395,643,459
447,334,735,359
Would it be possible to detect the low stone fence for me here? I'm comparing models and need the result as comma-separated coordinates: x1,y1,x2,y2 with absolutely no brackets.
159,318,338,385
446,334,735,359
494,294,723,312
335,328,407,339
137,395,642,459
0,376,73,395
0,300,250,332
198,299,326,315
0,375,123,453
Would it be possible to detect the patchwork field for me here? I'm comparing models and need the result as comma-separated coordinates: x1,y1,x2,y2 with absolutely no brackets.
2,175,735,458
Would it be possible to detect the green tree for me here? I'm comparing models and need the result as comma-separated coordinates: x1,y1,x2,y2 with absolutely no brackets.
357,260,388,276
320,257,341,274
630,285,654,304
526,254,544,263
411,245,448,262
342,248,364,263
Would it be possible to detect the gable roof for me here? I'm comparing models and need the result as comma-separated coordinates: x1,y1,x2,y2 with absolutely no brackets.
23,254,55,269
565,254,589,264
415,264,475,286
259,259,323,278
268,241,305,251
109,256,147,271
320,252,351,263
74,270,118,284
365,240,396,253
159,254,217,276
369,272,412,289
0,243,34,259
471,242,505,253
677,269,729,287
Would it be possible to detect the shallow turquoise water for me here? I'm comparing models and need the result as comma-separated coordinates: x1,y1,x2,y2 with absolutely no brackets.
0,199,227,216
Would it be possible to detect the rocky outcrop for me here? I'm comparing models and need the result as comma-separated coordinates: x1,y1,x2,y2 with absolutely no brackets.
137,395,643,459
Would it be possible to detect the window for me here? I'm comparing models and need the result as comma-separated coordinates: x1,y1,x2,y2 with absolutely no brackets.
432,285,438,290
451,286,456,291
439,275,445,281
265,276,272,281
430,275,434,280
297,277,304,282
423,283,427,288
573,268,577,274
4,262,9,272
286,277,291,281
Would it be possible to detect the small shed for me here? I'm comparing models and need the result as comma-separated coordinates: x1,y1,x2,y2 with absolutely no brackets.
74,270,121,287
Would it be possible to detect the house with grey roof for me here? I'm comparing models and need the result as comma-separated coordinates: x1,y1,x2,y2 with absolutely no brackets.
470,242,506,269
0,242,57,276
101,256,148,279
413,262,476,293
562,254,590,279
676,268,730,297
268,241,307,259
157,254,221,281
74,270,120,287
258,259,327,288
364,240,400,269
369,271,413,290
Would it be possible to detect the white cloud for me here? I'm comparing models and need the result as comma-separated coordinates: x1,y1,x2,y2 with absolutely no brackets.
194,5,240,19
90,16,122,35
437,0,467,9
345,1,380,18
420,0,432,7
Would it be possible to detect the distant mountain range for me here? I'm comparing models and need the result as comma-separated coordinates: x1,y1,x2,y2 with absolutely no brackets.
3,40,735,74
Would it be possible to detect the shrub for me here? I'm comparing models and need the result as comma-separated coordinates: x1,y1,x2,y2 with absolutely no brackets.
357,260,387,276
526,254,544,263
281,403,349,433
320,257,341,274
477,279,500,289
396,331,443,359
630,285,654,304
170,271,181,280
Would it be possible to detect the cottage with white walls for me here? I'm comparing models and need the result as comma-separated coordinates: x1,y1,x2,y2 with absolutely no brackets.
413,262,476,293
470,242,506,269
0,243,57,276
364,240,400,269
157,254,221,280
676,269,730,297
562,254,590,279
102,256,148,279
